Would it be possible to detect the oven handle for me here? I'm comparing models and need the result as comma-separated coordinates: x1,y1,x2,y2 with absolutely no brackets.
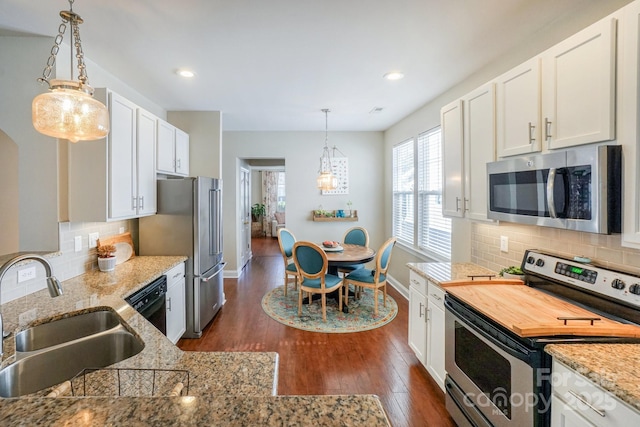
445,298,538,364
445,377,493,427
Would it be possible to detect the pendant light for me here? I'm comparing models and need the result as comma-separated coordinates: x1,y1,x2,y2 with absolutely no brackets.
32,0,109,143
317,109,338,191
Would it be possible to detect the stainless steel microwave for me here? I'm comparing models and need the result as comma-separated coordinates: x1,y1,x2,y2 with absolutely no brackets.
487,145,621,234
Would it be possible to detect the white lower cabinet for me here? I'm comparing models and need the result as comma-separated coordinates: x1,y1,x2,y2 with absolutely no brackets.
165,263,186,344
408,272,428,365
551,360,640,427
408,271,446,391
426,283,446,391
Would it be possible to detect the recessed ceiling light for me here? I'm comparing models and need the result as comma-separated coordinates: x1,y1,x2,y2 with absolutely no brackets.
383,71,404,81
177,69,195,78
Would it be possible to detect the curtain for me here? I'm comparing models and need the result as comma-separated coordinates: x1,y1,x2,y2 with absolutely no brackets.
262,171,278,235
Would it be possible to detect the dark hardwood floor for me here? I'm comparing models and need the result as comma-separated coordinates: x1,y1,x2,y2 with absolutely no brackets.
178,237,455,427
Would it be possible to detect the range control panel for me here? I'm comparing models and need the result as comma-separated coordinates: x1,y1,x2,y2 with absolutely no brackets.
522,250,640,309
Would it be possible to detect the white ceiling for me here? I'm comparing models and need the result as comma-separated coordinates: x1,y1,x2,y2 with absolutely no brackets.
0,0,630,131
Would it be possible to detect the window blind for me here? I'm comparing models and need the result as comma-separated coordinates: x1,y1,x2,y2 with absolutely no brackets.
392,139,415,245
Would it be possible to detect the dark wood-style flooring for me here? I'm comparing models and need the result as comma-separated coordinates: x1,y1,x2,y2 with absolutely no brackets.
178,237,455,427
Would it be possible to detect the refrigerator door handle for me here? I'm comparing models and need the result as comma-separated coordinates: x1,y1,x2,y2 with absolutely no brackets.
198,262,226,282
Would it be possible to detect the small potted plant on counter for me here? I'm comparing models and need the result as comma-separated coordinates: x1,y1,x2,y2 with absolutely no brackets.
97,244,117,272
499,266,525,280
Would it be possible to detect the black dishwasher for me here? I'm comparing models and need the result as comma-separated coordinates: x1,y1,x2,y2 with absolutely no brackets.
125,275,167,336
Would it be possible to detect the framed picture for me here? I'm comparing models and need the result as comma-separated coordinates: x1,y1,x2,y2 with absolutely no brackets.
322,157,349,195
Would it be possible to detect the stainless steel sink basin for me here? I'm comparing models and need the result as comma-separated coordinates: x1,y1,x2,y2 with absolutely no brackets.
0,310,144,398
15,310,121,352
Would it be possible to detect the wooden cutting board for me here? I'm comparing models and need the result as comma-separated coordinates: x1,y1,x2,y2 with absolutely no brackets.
442,280,640,338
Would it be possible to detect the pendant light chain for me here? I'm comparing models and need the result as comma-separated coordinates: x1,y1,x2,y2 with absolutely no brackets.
38,21,68,85
71,14,89,84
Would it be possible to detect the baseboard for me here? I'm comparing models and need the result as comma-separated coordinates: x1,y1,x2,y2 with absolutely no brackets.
387,274,409,301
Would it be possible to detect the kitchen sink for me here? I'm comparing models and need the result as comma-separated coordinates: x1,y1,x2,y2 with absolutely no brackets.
15,309,122,353
0,309,145,398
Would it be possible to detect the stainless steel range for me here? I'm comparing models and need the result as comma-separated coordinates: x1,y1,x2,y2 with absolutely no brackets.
442,250,640,427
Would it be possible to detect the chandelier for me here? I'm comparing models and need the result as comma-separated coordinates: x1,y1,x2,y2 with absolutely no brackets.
32,0,109,143
316,109,338,191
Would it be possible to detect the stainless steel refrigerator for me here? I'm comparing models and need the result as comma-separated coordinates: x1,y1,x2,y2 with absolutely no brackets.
139,177,224,339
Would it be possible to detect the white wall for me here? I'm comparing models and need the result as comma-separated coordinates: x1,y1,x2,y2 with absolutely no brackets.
167,111,222,179
222,131,384,276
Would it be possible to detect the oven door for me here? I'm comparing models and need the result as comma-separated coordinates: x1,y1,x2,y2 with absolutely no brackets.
445,297,548,427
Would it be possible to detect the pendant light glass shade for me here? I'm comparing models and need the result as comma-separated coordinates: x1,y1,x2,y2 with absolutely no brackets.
316,109,338,191
32,80,109,143
32,0,109,142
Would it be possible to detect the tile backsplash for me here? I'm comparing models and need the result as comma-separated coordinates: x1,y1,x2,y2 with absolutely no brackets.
471,222,640,275
1,219,137,304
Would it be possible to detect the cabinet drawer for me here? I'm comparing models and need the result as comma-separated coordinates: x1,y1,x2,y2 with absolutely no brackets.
165,263,185,287
409,271,427,295
552,360,640,427
427,282,445,309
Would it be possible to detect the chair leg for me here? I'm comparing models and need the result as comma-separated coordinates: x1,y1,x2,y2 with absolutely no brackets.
298,288,303,316
338,285,343,313
284,273,288,296
373,289,378,315
383,284,387,307
343,281,349,307
321,294,327,322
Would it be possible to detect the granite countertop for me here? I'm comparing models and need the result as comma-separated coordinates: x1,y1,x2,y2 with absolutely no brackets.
0,256,391,426
407,262,497,285
546,343,640,413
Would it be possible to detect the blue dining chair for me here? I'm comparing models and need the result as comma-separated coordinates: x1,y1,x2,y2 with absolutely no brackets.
293,241,343,322
337,227,370,276
344,237,396,315
277,228,298,297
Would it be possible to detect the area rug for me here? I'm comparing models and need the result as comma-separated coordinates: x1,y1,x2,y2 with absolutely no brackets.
261,285,397,333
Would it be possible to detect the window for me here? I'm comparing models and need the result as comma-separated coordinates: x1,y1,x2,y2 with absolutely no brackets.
276,172,286,212
393,127,451,259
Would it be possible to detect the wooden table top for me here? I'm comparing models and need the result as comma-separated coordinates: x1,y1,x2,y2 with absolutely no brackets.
442,279,640,338
322,243,375,265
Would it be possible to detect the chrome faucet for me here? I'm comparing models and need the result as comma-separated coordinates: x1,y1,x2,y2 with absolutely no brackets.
0,254,63,356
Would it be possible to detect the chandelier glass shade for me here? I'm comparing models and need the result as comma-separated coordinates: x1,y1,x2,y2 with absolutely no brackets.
32,0,109,142
317,109,338,191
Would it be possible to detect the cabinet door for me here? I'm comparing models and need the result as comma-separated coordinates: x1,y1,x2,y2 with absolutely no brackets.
156,119,176,174
496,57,541,157
108,92,137,219
551,395,597,427
136,109,157,216
462,83,496,221
542,17,616,149
426,285,446,391
166,277,186,344
408,285,428,366
620,1,640,248
175,128,190,176
441,100,464,218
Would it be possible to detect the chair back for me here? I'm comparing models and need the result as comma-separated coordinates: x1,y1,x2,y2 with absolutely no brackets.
375,237,397,277
277,228,296,259
343,227,369,247
293,241,328,281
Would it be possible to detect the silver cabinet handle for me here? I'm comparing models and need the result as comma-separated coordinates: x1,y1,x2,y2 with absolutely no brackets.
430,293,442,301
528,122,536,144
419,302,425,319
172,271,183,280
411,279,421,286
166,297,172,311
455,197,461,212
132,196,137,210
568,390,605,417
464,198,469,212
139,196,144,210
544,117,552,141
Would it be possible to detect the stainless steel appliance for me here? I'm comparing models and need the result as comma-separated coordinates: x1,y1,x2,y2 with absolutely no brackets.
139,177,224,339
487,145,621,234
125,275,167,336
444,250,640,427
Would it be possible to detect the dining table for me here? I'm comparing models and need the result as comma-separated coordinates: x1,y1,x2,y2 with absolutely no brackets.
303,243,376,313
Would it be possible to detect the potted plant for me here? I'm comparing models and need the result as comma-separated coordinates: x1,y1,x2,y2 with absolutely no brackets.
346,200,353,217
97,244,117,272
499,266,525,280
251,203,266,222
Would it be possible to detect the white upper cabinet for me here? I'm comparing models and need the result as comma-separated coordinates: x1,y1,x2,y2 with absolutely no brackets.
542,17,616,150
620,1,640,248
496,15,617,157
441,100,464,218
496,57,541,157
462,83,496,221
156,118,189,177
68,89,157,222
